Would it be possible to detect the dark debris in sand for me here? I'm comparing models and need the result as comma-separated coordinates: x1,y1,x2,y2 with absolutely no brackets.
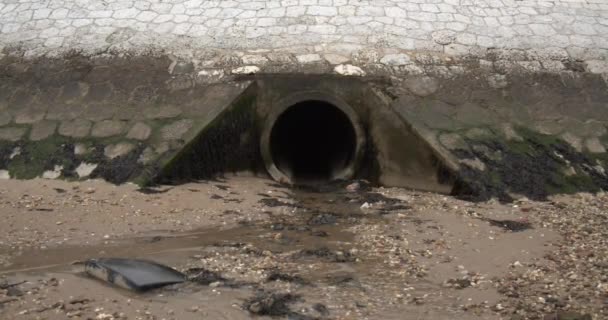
265,270,310,286
259,198,301,208
307,213,337,226
292,247,355,263
243,291,300,317
484,218,533,232
183,267,225,285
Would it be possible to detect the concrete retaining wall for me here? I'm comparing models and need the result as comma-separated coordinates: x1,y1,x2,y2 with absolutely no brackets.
1,51,607,201
0,55,251,183
390,71,608,201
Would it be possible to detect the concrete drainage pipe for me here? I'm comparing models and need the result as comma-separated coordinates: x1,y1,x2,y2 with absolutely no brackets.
260,93,365,185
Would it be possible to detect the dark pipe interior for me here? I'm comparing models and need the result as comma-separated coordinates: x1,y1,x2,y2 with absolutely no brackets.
270,100,357,184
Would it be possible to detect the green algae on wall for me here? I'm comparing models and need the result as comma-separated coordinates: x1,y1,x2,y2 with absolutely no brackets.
0,136,145,183
451,127,608,202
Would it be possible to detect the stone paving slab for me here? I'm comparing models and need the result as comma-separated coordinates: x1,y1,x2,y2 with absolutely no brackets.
0,0,607,72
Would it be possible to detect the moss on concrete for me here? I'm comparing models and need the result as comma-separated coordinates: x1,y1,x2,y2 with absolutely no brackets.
452,126,608,202
0,134,145,183
2,136,70,179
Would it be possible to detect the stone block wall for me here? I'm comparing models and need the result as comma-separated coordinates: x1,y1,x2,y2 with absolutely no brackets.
0,50,607,201
0,55,250,183
388,71,608,201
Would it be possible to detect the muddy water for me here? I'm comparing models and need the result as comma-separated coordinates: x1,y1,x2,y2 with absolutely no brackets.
0,178,560,320
1,184,363,274
0,221,355,274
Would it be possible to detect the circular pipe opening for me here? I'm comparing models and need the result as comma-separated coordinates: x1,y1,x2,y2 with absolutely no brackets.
261,96,364,185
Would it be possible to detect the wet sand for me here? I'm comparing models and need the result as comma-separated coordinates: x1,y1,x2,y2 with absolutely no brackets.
0,177,605,319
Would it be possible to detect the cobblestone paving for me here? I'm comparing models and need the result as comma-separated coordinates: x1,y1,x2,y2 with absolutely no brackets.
0,0,607,66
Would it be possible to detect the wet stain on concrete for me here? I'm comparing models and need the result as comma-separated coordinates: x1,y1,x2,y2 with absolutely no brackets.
156,86,262,185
